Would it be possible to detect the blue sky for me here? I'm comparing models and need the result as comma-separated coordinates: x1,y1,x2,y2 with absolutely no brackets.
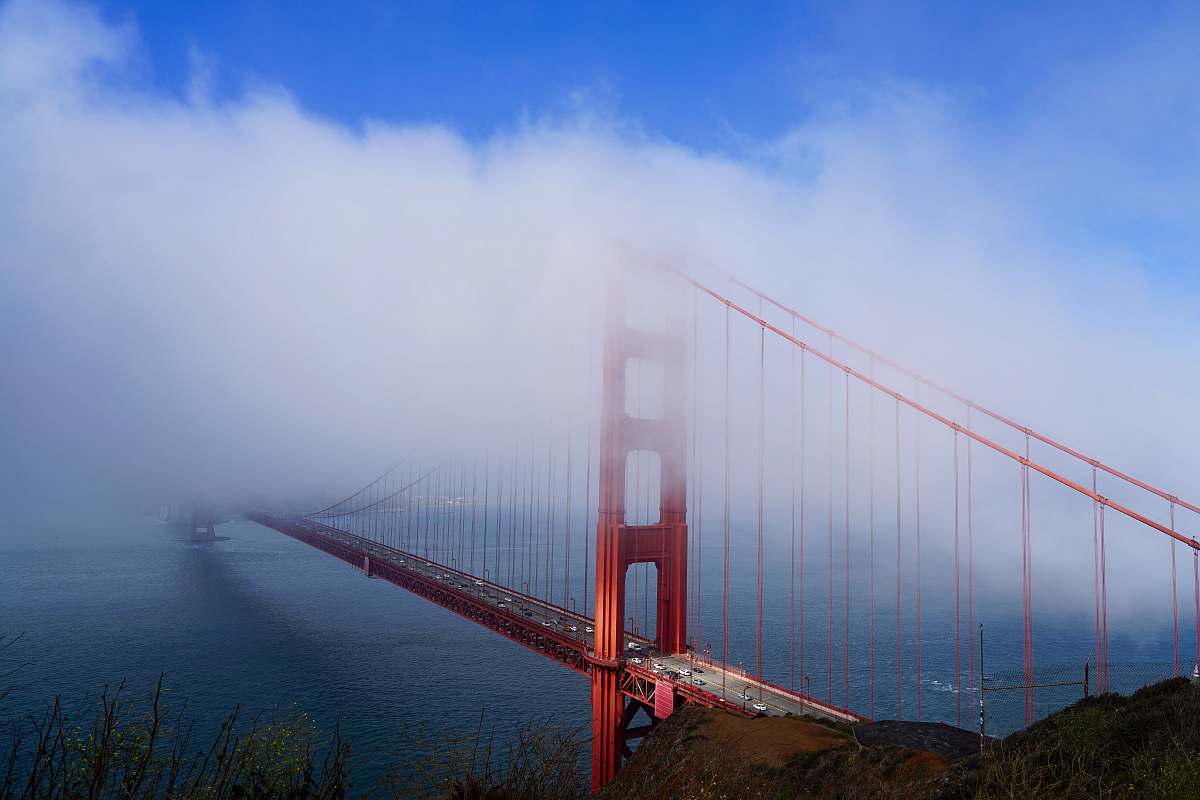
1,0,1198,512
74,0,1197,287
90,1,1177,149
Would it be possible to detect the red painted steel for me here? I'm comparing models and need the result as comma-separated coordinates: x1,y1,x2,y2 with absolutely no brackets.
239,266,1194,795
246,512,594,673
717,270,1200,519
591,271,689,792
682,274,1200,551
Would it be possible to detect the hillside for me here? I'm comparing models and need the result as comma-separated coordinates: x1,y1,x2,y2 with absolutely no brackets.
600,677,1200,799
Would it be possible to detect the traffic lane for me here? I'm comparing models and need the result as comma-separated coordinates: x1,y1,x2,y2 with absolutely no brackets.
299,522,826,718
648,652,834,718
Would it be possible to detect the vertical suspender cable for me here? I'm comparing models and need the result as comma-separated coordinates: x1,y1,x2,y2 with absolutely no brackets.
509,446,518,588
1171,502,1179,675
533,444,540,594
722,303,731,697
385,470,393,546
1092,466,1101,688
790,319,798,691
868,357,878,719
868,358,876,719
436,466,446,562
470,458,479,575
967,410,975,712
895,398,903,719
523,437,533,592
692,287,701,650
460,461,468,566
438,464,447,557
1194,546,1199,677
459,462,468,568
954,429,961,727
756,321,765,698
548,440,556,602
584,412,593,618
828,332,835,704
493,454,502,585
915,389,923,720
481,457,489,580
844,370,850,708
404,464,414,550
453,460,461,565
546,439,554,601
694,292,704,651
564,427,573,610
800,346,807,690
438,463,447,562
1021,434,1033,725
372,474,380,541
427,462,436,556
534,444,543,599
1100,503,1109,692
451,461,458,566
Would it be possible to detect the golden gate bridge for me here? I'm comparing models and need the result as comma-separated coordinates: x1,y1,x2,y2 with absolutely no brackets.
245,263,1198,793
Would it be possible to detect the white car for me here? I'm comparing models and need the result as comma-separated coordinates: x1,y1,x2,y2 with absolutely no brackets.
503,597,513,603
498,603,507,608
627,642,642,651
585,626,594,633
442,573,451,578
678,669,692,677
692,678,706,686
474,580,484,586
752,702,768,713
565,625,578,632
541,621,552,627
652,662,665,671
738,692,753,701
631,657,644,665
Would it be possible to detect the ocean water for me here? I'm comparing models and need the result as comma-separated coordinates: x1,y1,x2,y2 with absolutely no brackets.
0,512,591,789
1,509,1187,788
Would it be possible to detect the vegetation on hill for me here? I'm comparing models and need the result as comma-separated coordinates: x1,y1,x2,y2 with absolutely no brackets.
5,661,1199,799
602,676,1200,800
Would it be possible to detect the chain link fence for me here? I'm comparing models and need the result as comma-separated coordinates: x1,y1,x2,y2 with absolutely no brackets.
978,659,1188,738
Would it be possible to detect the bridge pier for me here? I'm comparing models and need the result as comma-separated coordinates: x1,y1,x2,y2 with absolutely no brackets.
591,270,688,792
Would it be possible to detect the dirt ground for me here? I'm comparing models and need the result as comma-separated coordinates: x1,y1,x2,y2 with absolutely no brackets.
696,709,851,767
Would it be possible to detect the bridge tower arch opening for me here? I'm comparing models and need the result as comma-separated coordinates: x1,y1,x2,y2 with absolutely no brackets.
591,268,688,792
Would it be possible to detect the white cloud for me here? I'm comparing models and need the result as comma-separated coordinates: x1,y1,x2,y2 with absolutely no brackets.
1,0,1197,632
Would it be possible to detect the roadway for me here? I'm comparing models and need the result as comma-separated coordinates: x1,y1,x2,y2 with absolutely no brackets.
277,516,858,724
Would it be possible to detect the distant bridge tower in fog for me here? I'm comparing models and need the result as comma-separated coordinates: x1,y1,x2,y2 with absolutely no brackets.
162,502,227,542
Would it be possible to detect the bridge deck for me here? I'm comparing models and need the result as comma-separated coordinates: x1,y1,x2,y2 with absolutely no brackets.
245,512,859,725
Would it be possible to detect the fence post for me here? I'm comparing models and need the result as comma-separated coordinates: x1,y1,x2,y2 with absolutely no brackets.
978,624,986,751
1083,661,1089,698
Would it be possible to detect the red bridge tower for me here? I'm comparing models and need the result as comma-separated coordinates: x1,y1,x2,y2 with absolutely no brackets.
591,272,688,791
